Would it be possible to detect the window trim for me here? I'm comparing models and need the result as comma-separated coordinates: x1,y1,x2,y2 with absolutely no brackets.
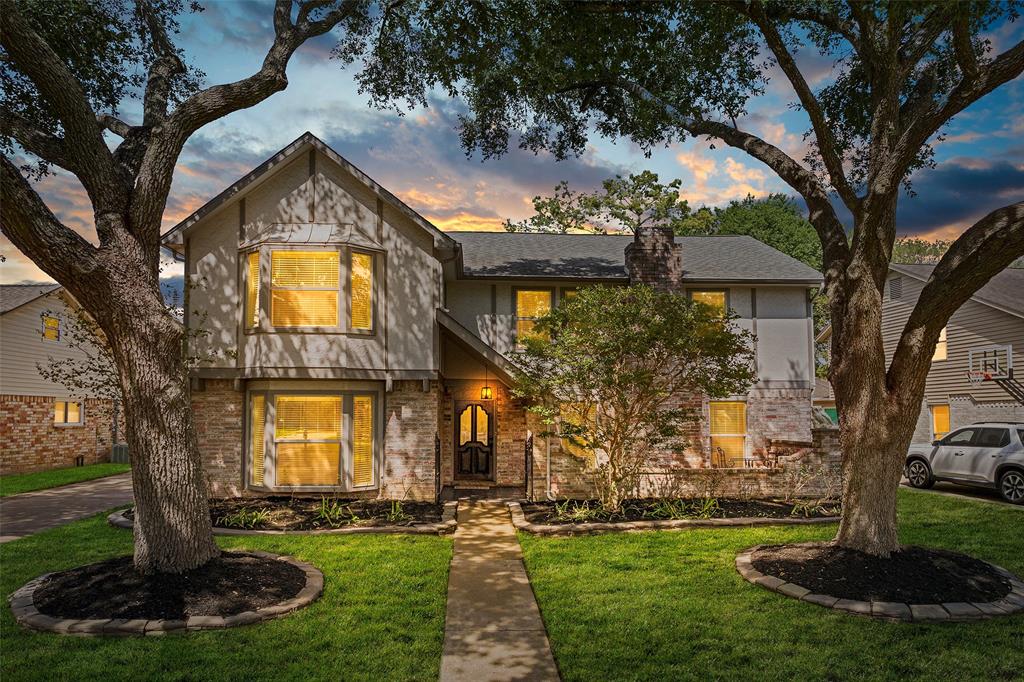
53,400,84,427
686,288,730,316
708,400,747,468
244,384,382,493
513,286,555,350
41,314,61,342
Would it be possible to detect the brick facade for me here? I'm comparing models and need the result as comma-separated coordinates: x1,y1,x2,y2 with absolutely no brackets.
381,380,441,501
0,395,115,474
191,379,245,497
624,226,683,290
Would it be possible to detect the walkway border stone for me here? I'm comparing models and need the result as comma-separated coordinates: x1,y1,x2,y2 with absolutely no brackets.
108,500,458,536
508,501,838,536
735,545,1024,622
8,551,324,636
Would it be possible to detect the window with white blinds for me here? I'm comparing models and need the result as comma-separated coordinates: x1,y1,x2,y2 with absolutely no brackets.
270,251,340,327
245,251,260,328
350,252,373,331
710,401,746,468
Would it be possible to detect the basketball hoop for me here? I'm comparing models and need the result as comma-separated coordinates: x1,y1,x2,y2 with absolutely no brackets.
966,370,992,384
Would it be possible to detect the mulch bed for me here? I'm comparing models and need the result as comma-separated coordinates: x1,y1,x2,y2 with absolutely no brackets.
521,498,840,525
124,497,443,531
750,543,1012,604
32,552,307,620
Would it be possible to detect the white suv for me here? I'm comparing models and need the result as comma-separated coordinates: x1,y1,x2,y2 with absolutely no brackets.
905,422,1024,504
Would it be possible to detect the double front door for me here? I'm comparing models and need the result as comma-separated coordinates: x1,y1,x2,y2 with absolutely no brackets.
455,400,493,479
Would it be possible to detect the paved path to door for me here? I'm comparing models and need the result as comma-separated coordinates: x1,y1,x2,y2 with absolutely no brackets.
440,500,560,682
0,472,133,543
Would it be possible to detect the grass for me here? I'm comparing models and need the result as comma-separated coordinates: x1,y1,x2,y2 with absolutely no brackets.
0,463,131,497
0,512,453,682
520,489,1024,682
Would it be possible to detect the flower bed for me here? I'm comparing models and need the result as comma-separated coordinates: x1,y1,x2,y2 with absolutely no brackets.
522,497,839,525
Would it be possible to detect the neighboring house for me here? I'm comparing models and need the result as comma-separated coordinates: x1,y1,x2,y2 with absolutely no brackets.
817,264,1024,444
812,377,837,424
160,132,838,501
0,285,118,474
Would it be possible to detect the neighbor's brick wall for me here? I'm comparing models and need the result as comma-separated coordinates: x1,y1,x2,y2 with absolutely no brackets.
191,379,245,497
381,380,440,501
0,395,115,475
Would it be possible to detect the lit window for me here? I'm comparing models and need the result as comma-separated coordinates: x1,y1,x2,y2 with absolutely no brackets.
559,403,596,465
690,290,727,316
274,395,342,486
245,251,260,328
560,288,578,304
270,251,339,327
352,395,374,487
53,401,82,425
42,315,60,341
931,404,950,441
515,289,553,347
710,401,746,467
932,326,947,361
249,394,266,486
350,252,374,331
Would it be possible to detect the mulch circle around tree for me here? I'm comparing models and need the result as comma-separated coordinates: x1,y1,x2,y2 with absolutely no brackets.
521,498,840,525
736,542,1024,622
9,551,325,636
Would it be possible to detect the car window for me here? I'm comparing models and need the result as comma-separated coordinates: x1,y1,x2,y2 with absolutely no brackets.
1018,430,1024,444
976,428,1010,448
943,429,977,446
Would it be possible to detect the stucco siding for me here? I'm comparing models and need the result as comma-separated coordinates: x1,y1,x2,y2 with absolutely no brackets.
753,287,814,386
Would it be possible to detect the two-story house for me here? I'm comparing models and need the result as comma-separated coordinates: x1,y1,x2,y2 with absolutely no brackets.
0,285,120,474
161,132,834,501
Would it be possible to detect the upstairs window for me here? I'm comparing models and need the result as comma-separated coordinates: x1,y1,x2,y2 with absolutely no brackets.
245,252,260,328
53,400,82,425
515,289,553,347
689,290,727,316
41,315,60,341
270,251,339,327
350,252,374,331
932,326,947,361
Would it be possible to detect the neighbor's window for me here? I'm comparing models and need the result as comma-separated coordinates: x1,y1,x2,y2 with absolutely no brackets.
274,395,342,486
689,290,727,316
931,404,950,441
270,250,339,327
515,289,553,347
41,315,60,341
53,401,82,425
932,326,947,361
249,394,266,486
350,251,374,331
710,401,746,467
245,251,260,328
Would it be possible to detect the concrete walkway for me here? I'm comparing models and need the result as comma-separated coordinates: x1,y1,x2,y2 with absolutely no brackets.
0,472,133,543
440,500,560,682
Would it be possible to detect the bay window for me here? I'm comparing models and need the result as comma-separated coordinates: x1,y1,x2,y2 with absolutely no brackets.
245,251,260,328
248,388,378,490
270,251,340,327
350,251,374,331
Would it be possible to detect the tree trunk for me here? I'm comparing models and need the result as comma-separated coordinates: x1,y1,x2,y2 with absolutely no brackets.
108,286,219,574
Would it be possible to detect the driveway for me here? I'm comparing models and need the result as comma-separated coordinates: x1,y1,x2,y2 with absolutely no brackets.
901,479,1022,508
0,472,133,543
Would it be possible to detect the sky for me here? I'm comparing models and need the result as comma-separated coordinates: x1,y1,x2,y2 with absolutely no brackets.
2,1,1022,286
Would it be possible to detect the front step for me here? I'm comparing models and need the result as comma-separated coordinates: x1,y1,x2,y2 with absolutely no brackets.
440,485,525,501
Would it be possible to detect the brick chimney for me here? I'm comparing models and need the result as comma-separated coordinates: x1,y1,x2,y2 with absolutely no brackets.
625,225,682,290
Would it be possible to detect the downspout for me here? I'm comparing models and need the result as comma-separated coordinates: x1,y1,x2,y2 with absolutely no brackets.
546,434,554,500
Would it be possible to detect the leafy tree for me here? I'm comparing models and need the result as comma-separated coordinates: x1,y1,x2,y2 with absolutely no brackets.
712,194,822,270
360,1,1024,555
514,285,756,511
506,171,695,234
1,0,376,573
891,236,951,264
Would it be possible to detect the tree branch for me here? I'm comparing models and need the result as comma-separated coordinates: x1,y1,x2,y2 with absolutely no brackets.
97,114,135,139
887,201,1024,390
136,0,187,128
951,8,978,79
739,1,860,214
0,0,122,202
0,154,102,287
0,107,71,168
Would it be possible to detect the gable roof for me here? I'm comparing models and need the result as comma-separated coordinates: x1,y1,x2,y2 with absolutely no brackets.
890,263,1024,319
0,283,62,315
449,232,823,283
160,132,457,252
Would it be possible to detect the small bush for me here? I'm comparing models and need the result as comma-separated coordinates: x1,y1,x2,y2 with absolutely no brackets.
216,508,271,529
315,497,360,527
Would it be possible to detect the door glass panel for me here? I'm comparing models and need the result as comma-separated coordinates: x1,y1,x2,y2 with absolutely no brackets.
475,405,489,444
459,405,474,445
944,429,976,446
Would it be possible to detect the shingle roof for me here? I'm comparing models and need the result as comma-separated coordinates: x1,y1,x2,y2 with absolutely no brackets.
0,283,61,315
450,232,823,283
890,263,1024,318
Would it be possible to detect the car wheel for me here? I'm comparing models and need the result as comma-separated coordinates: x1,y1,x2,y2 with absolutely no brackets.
906,459,934,489
998,469,1024,504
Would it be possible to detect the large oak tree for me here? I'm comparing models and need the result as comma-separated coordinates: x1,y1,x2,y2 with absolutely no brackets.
1,0,375,573
359,1,1024,554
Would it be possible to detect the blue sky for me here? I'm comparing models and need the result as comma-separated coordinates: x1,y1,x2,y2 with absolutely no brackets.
2,1,1022,284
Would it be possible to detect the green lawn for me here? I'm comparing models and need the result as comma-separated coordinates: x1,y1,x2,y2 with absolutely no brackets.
0,512,453,682
520,489,1024,682
0,463,131,497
